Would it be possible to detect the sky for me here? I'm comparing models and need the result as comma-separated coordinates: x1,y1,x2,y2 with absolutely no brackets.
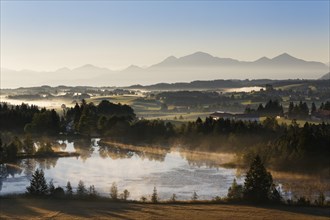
1,0,329,71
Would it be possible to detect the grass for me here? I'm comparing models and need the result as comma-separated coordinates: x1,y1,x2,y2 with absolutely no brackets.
1,197,329,220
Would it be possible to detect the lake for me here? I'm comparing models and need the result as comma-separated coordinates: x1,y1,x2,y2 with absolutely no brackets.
0,139,329,201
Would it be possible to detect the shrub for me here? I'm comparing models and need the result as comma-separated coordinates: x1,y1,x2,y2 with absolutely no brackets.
53,187,65,198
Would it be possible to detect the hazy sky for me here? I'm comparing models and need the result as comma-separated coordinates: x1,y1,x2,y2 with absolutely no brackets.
1,1,329,71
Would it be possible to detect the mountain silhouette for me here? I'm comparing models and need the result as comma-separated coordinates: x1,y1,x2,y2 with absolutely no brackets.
1,52,328,88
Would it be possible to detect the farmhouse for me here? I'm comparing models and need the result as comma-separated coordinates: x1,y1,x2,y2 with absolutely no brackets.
210,111,260,122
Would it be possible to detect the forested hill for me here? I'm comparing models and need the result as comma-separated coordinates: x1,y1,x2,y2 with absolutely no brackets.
127,79,329,91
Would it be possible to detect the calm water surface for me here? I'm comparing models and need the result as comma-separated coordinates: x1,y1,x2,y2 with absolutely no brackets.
0,139,329,201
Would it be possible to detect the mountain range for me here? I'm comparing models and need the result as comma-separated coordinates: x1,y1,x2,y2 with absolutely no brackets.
1,52,329,88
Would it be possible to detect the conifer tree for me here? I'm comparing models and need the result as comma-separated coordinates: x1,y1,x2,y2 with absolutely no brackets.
77,180,87,197
66,181,73,196
151,187,158,203
227,178,243,200
48,179,55,195
243,155,273,202
26,169,48,195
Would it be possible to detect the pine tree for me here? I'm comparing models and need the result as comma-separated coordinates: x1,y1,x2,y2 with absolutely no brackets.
77,180,87,197
151,187,158,203
66,181,73,196
48,179,55,195
227,178,243,200
89,185,97,197
26,169,48,195
243,155,273,202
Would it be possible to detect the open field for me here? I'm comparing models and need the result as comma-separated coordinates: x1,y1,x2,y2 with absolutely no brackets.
1,198,329,220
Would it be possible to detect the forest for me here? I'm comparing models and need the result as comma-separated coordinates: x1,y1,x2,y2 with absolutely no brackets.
0,100,329,173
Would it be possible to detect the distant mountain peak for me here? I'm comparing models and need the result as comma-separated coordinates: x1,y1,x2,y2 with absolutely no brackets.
164,55,177,61
79,64,98,69
255,56,271,62
272,53,298,60
72,64,110,72
128,64,140,69
192,51,213,56
123,65,143,72
184,51,214,59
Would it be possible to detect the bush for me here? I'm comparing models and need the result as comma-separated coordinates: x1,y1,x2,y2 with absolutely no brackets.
53,187,65,198
296,196,310,206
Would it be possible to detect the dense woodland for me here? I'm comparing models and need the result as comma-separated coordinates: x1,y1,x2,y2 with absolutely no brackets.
0,100,329,173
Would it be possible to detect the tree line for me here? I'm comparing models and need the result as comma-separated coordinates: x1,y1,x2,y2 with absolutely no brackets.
1,100,329,172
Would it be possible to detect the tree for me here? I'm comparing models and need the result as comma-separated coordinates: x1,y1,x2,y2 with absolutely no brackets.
26,169,48,195
89,185,97,197
23,135,35,154
110,182,118,200
227,178,243,200
66,181,73,196
315,192,325,206
170,193,177,202
121,189,130,201
151,187,158,203
191,191,198,201
243,155,273,202
53,187,65,198
269,184,282,203
77,180,87,197
48,179,55,195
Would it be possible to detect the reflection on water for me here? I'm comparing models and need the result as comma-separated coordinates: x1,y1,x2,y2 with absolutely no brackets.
0,138,329,201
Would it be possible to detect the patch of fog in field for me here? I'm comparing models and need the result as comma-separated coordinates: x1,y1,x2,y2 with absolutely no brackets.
224,86,264,93
0,96,74,109
0,139,244,200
